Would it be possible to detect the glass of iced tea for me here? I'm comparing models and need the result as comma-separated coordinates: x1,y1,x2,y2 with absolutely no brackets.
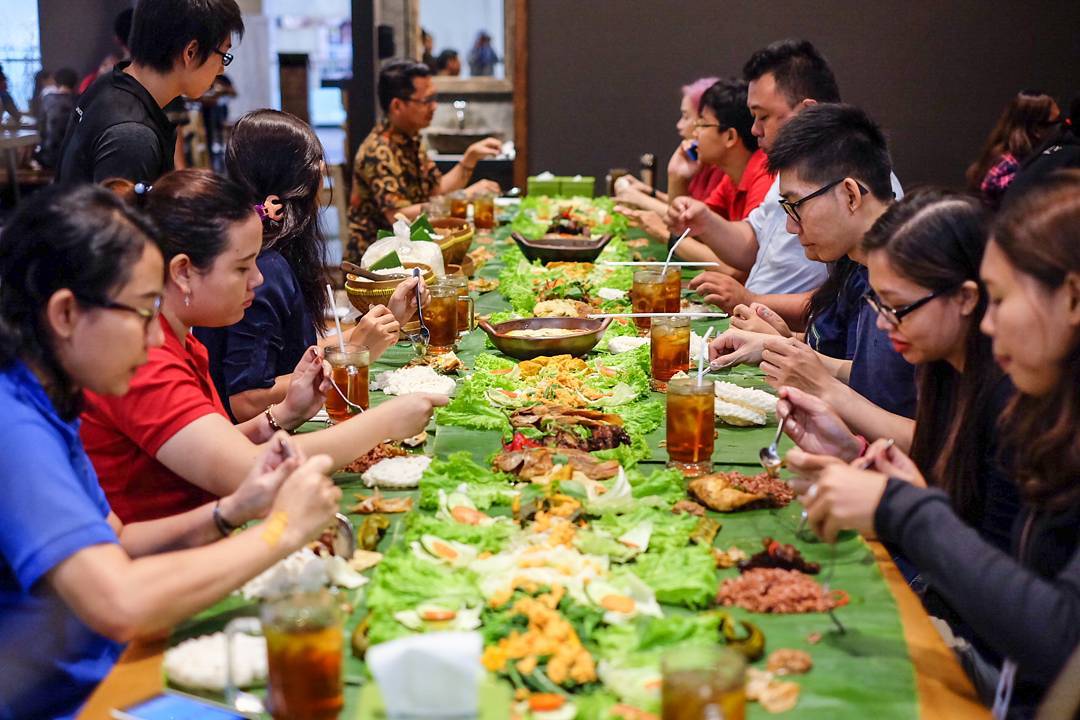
661,267,682,313
472,192,496,230
651,315,691,383
424,284,459,354
632,270,666,332
666,376,715,477
448,191,469,219
323,344,369,424
441,276,475,334
262,590,344,720
662,646,746,720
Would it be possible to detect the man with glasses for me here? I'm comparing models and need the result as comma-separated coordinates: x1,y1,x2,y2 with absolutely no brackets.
709,103,917,420
347,59,501,260
56,0,244,185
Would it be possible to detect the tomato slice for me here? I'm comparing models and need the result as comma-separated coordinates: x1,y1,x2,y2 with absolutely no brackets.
528,693,565,712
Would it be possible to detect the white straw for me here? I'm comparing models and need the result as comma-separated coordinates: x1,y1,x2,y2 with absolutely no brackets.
697,326,714,383
661,227,691,278
325,284,347,353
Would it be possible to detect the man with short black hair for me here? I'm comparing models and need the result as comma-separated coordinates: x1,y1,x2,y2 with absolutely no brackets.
709,103,916,422
35,68,78,170
435,50,461,77
347,59,501,260
671,39,903,319
56,0,244,185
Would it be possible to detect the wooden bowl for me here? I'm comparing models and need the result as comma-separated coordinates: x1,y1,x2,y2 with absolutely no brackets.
511,232,612,265
344,262,435,315
477,316,613,360
432,217,475,266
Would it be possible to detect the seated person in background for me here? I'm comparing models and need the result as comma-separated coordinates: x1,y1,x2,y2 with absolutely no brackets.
965,89,1060,209
1005,96,1080,202
56,0,244,185
34,67,77,170
435,49,461,77
785,171,1080,716
196,109,424,422
614,75,722,214
671,39,903,319
0,67,22,123
82,170,445,524
0,185,340,719
347,59,501,259
709,104,917,421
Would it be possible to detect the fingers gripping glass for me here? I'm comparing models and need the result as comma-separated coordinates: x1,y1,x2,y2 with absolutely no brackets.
778,178,869,224
77,294,163,330
863,287,952,326
212,48,234,66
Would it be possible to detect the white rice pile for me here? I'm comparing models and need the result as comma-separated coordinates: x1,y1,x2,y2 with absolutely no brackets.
362,455,432,489
373,366,456,396
164,632,267,691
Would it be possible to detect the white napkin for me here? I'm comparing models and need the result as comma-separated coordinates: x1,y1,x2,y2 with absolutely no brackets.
367,631,483,718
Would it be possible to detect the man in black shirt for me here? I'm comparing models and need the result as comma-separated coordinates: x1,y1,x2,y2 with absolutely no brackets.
56,0,244,185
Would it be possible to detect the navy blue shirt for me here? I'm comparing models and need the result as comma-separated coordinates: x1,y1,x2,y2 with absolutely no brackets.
196,250,316,420
842,265,918,418
806,261,861,360
0,361,123,719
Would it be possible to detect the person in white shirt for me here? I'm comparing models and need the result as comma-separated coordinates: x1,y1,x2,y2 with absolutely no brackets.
669,39,902,327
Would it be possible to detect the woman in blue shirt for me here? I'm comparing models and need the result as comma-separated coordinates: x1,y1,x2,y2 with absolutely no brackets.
0,185,342,719
196,109,424,421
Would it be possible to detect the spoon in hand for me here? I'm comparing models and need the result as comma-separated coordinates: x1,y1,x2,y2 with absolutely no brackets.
759,413,786,477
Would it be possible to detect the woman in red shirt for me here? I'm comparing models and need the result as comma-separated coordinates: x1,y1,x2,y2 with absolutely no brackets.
82,169,447,522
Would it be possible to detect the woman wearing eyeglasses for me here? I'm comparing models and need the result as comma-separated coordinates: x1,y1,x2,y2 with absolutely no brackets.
785,172,1080,717
0,185,342,719
81,170,446,524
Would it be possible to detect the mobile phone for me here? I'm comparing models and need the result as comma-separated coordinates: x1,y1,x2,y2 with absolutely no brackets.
111,691,251,720
684,141,699,162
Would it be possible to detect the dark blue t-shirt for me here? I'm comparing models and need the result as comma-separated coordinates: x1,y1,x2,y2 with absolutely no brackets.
0,361,123,720
806,261,861,360
826,264,917,418
196,250,316,420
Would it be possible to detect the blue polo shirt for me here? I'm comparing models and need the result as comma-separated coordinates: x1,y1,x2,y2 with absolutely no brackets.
0,361,123,720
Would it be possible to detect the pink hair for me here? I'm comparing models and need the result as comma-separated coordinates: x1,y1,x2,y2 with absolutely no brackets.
681,77,721,112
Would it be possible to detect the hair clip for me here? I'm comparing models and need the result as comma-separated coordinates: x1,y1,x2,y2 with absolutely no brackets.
134,182,152,195
255,194,284,223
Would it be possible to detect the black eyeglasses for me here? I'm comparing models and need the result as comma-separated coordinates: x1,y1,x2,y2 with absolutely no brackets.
77,294,163,330
863,287,952,326
212,48,234,67
399,95,438,106
778,178,869,225
693,121,725,131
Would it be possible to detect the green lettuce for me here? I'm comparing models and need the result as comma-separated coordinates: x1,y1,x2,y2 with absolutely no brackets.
594,507,698,552
627,467,685,506
365,548,482,616
624,545,717,609
435,356,516,433
402,513,516,553
418,452,519,511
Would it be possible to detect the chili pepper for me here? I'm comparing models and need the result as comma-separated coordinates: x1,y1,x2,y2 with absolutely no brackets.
503,432,542,452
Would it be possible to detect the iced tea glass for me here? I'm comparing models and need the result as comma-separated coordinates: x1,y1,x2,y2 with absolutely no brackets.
666,377,715,477
424,284,459,354
661,267,682,313
441,276,475,334
473,193,496,230
448,191,469,219
632,270,666,331
323,345,370,423
262,590,344,720
661,646,746,720
651,315,691,383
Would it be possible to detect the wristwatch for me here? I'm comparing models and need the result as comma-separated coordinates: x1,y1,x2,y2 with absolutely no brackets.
213,500,241,537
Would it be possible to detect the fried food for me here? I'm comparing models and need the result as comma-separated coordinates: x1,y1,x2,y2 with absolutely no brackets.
766,649,813,676
739,537,820,574
508,404,630,452
532,299,593,318
718,568,845,614
494,446,621,482
687,473,765,512
341,442,407,474
350,489,414,514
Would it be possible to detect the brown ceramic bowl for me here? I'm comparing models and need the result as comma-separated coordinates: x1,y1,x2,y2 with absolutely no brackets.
477,316,613,360
432,217,475,266
511,232,613,265
344,262,435,315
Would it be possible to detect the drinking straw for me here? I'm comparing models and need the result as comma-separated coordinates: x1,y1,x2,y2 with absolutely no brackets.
697,326,714,383
661,227,692,278
325,284,347,354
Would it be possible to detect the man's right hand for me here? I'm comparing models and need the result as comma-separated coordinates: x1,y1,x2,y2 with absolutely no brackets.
463,137,502,167
707,327,768,368
667,196,714,237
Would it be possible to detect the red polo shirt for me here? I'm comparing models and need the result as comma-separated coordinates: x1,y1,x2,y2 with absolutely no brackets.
687,164,725,202
703,149,773,220
81,316,227,522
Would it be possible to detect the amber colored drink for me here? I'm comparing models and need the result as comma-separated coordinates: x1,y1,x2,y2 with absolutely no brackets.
661,267,682,313
442,276,475,333
661,646,746,720
263,591,344,720
424,284,459,353
323,345,369,423
651,316,691,382
449,192,469,219
632,270,666,331
473,193,496,229
666,377,715,476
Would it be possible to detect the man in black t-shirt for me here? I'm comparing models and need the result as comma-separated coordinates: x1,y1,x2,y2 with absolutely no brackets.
56,0,244,185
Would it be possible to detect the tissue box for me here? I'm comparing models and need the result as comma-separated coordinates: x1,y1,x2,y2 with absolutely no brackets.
527,176,560,197
557,175,596,198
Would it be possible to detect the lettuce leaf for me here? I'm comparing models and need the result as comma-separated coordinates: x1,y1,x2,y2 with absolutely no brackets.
418,452,519,511
594,507,698,552
627,467,685,506
402,513,516,553
624,545,717,609
435,356,516,433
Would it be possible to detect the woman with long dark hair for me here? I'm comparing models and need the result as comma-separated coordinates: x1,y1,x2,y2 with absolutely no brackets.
0,185,340,719
787,171,1080,715
82,169,445,523
966,90,1061,207
196,109,423,421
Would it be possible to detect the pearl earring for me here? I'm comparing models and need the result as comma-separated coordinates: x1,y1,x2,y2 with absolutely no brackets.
184,293,191,307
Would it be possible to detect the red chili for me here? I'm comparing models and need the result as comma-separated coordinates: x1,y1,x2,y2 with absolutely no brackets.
503,432,542,452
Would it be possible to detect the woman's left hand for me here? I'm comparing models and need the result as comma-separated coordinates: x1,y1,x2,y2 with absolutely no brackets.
802,463,890,542
863,442,927,488
278,346,328,427
759,336,836,397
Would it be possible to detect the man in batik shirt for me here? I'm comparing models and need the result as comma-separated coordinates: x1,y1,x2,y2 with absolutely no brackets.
347,59,500,260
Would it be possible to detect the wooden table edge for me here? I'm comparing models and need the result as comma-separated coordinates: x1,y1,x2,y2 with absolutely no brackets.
77,638,166,719
870,540,990,719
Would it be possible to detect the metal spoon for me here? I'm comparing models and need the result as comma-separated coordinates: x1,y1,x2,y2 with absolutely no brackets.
340,260,407,282
408,267,430,357
327,369,365,417
759,414,785,477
